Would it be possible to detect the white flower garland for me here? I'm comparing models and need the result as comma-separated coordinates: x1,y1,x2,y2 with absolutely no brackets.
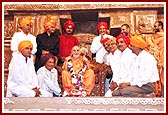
67,59,87,89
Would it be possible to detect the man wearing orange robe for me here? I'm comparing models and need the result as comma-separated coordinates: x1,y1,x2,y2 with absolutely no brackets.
61,46,95,97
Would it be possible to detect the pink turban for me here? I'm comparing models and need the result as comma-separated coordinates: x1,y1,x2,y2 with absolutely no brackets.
101,37,110,45
63,19,75,30
43,15,56,32
18,40,33,52
116,34,130,46
20,16,33,28
97,22,108,30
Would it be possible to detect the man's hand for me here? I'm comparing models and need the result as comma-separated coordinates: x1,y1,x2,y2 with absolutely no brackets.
110,81,118,91
118,82,130,89
32,87,41,97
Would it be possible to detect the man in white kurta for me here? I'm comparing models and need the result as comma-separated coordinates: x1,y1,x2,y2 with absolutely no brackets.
37,53,61,97
10,16,37,56
112,35,160,97
6,40,50,97
90,22,113,64
105,34,136,97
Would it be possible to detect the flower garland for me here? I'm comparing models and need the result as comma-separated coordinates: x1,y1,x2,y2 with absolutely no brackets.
67,59,87,89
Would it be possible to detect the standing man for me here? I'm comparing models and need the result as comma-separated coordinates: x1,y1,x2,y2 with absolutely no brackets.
10,16,37,56
58,19,79,65
90,21,114,63
35,15,60,71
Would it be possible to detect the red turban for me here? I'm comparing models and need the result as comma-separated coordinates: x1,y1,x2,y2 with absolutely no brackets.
63,19,75,30
116,34,130,46
101,37,110,45
97,22,108,30
43,15,56,32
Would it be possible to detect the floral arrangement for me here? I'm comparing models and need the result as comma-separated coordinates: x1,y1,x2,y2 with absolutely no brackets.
67,59,87,89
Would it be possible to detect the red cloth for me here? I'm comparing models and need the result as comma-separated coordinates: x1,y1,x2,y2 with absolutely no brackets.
97,22,108,30
63,19,75,30
116,34,130,46
101,37,110,45
58,34,79,57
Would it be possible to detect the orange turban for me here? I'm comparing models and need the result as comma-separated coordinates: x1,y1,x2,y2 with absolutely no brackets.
18,40,33,52
101,37,110,45
116,34,130,46
43,15,56,32
63,19,75,30
97,22,108,30
130,35,147,49
20,16,33,28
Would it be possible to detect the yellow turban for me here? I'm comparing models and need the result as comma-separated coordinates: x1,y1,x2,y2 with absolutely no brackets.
18,40,33,52
43,15,56,32
130,35,147,49
20,16,33,28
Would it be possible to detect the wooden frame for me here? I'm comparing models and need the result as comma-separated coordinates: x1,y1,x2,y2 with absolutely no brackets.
134,11,157,34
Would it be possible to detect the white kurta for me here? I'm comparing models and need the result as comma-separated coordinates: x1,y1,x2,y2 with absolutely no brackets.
37,66,61,96
90,34,113,63
6,53,50,97
127,50,160,87
10,31,37,56
111,48,136,84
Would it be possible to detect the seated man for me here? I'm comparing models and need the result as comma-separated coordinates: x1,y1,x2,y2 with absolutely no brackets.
61,46,95,97
37,53,62,97
111,35,160,97
6,40,51,97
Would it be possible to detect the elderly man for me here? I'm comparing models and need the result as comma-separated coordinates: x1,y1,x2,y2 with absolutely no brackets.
61,46,95,97
58,19,79,65
111,35,160,97
35,15,60,71
10,16,37,56
6,40,51,97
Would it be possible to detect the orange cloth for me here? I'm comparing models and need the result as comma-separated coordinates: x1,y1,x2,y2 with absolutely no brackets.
130,35,147,49
62,56,95,95
43,15,56,32
63,19,75,30
145,32,164,97
18,40,33,52
20,16,33,28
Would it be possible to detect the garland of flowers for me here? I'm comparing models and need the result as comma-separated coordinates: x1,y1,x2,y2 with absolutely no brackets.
67,59,87,89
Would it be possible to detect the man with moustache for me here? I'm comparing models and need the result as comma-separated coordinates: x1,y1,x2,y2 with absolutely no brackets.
35,15,60,71
58,19,79,65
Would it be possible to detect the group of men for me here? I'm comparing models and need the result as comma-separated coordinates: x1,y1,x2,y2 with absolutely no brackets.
6,15,164,97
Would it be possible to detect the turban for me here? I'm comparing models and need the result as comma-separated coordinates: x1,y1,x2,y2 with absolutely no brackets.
40,53,56,66
43,15,56,32
130,35,147,49
20,16,33,28
101,37,110,45
97,22,108,30
116,34,130,46
63,19,75,30
107,37,116,44
18,40,33,52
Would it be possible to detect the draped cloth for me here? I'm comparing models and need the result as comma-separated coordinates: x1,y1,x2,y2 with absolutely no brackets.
145,32,164,97
62,56,95,96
